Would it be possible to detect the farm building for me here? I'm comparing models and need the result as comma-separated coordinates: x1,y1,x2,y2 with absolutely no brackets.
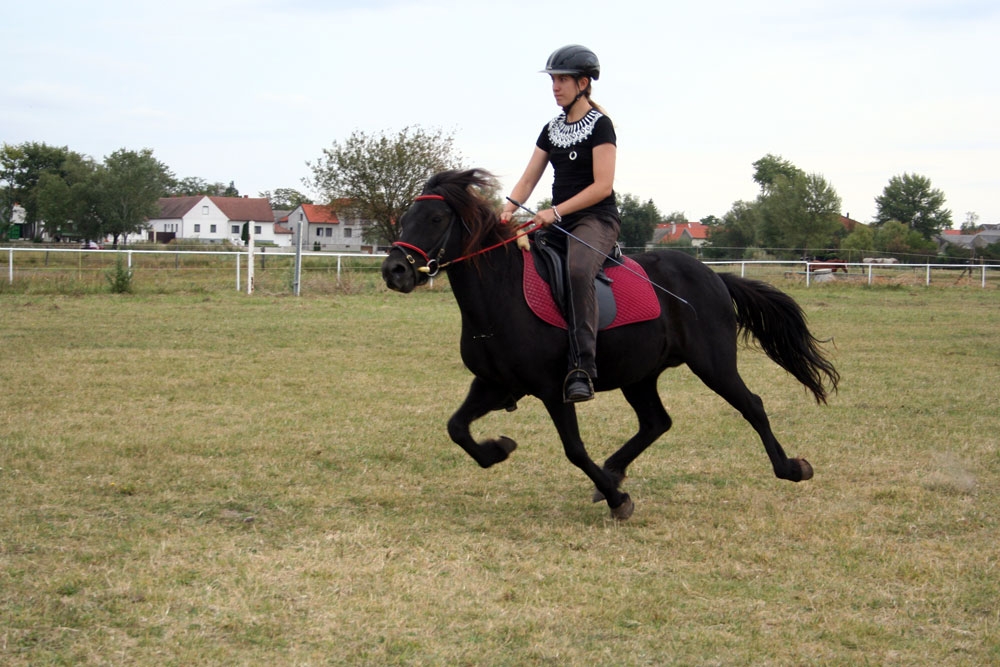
149,195,287,246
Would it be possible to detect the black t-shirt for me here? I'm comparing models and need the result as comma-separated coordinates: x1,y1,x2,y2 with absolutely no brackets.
536,109,618,221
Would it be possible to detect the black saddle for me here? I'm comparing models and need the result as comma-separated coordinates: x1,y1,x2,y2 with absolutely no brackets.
530,229,620,330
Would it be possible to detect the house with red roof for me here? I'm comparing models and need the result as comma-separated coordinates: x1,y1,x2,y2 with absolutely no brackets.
282,203,374,252
651,221,709,248
150,195,284,246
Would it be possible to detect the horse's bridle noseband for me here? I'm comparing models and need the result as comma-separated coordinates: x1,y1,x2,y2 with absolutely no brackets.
390,194,458,278
391,193,532,280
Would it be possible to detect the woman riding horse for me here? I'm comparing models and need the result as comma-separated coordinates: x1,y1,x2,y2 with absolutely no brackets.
501,44,619,403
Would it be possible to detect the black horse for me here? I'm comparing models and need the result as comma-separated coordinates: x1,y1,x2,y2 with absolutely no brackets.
381,169,839,520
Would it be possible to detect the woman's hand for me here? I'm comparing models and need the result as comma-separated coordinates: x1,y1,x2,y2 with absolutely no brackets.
533,207,560,228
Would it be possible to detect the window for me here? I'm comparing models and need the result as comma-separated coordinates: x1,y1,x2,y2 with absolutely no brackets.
194,224,201,233
232,225,240,234
254,226,262,235
210,224,217,233
325,228,333,237
202,205,209,215
344,228,353,238
316,227,322,237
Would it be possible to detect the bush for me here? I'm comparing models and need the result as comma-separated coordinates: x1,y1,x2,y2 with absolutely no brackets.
106,255,134,294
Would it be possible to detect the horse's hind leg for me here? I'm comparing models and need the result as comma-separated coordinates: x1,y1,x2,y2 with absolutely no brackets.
689,355,813,483
592,376,672,502
447,376,519,469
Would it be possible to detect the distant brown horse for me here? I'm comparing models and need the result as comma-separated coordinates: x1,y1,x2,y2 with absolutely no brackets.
381,169,839,520
809,259,848,273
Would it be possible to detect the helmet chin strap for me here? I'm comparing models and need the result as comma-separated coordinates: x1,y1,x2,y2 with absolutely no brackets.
562,90,586,115
561,80,589,116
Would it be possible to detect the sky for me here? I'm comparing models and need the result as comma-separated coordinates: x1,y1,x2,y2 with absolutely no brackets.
3,0,997,225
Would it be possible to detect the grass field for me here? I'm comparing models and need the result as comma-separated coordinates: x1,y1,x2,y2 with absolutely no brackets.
1,279,998,664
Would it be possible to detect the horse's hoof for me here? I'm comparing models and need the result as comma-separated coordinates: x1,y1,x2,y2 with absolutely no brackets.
795,458,814,481
610,494,634,521
496,436,517,456
592,469,626,503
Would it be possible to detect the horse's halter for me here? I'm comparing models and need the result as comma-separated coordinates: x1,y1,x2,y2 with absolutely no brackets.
391,193,533,280
390,194,459,279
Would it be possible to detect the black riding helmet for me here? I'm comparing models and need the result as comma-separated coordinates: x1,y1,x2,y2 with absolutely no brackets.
541,44,600,81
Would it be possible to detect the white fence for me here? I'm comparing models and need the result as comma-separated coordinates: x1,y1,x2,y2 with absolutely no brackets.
3,246,998,292
3,246,389,293
702,259,997,289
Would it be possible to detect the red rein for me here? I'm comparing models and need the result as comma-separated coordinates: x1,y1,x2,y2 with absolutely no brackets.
393,194,533,270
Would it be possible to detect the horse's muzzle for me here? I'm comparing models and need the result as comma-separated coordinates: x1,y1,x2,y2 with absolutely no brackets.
381,254,422,293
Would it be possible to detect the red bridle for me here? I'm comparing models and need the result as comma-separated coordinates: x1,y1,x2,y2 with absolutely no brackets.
390,193,533,277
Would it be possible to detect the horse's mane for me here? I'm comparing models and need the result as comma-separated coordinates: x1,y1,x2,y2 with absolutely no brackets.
420,169,514,261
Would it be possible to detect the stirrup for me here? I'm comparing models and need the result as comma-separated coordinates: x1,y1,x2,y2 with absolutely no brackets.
563,369,594,403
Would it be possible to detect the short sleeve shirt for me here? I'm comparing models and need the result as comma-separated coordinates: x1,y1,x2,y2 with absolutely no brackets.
536,109,618,220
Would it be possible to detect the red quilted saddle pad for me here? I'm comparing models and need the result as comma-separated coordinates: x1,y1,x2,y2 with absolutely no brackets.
521,249,661,330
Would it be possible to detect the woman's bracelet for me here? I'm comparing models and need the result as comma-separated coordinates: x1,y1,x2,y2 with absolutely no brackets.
552,206,562,223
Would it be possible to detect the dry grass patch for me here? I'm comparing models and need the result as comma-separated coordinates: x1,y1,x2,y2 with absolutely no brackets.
1,284,998,664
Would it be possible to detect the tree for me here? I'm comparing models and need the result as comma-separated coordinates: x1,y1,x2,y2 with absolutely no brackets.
306,126,462,245
259,188,313,209
759,172,842,256
873,219,937,258
874,173,951,239
702,200,761,259
840,224,875,260
1,142,77,239
752,154,804,193
97,148,174,246
168,177,239,197
617,193,662,250
960,211,980,233
35,153,102,241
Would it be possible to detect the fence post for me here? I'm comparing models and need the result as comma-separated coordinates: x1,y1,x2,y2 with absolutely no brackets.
7,248,12,284
926,263,931,286
236,253,241,291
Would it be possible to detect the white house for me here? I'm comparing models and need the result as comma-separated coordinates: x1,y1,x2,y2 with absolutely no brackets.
149,196,289,247
283,203,375,252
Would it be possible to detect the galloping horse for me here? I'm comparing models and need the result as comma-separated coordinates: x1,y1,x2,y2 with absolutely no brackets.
381,169,839,520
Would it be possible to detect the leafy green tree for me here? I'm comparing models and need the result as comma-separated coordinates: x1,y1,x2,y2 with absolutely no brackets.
306,126,462,245
839,224,875,260
35,152,101,240
97,148,174,246
752,154,804,193
168,177,240,197
1,142,77,238
758,172,842,256
702,200,760,259
260,188,313,209
874,219,937,258
874,173,951,239
617,194,662,250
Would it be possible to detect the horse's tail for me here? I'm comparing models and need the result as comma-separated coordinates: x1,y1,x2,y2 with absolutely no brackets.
718,273,839,404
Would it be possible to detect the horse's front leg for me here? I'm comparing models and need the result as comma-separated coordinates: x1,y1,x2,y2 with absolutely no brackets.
447,377,520,468
543,399,635,520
